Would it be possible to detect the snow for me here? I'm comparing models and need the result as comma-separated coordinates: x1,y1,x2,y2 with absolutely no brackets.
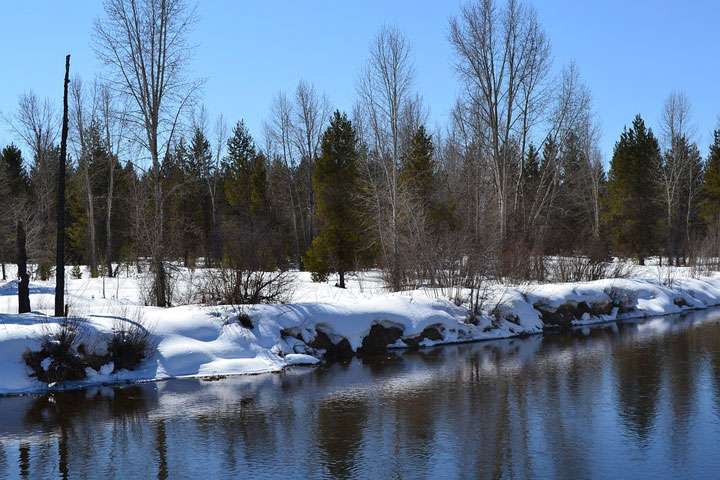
0,262,719,395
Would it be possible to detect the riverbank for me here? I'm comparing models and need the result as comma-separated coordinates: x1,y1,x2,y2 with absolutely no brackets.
1,264,720,395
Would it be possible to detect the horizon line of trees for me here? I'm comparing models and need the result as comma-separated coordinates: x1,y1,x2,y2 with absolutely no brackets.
2,0,720,308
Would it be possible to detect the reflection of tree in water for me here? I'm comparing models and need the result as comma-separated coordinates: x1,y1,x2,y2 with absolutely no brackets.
530,354,592,480
429,345,537,479
707,321,720,422
22,391,101,479
0,442,6,477
109,386,151,421
18,386,157,479
18,442,29,479
613,336,663,444
154,419,168,480
664,323,698,464
316,397,367,479
210,395,281,474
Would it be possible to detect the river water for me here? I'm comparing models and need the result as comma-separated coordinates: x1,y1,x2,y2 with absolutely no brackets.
3,309,720,479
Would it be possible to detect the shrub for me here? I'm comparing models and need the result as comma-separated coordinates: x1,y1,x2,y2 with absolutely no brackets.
237,311,254,329
107,321,152,372
23,318,87,384
200,265,294,305
23,316,154,385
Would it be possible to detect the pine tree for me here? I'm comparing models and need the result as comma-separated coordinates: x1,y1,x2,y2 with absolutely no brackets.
400,126,436,209
701,130,720,256
0,144,29,197
223,120,256,215
249,152,268,217
605,114,664,264
702,130,720,221
304,111,367,288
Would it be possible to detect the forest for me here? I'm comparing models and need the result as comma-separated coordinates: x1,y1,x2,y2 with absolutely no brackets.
1,0,719,308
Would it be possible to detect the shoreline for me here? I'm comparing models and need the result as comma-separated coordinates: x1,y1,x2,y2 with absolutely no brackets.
1,271,720,396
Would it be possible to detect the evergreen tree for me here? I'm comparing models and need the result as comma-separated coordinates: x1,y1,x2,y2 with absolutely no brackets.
223,120,256,215
702,130,720,222
701,130,720,256
0,144,29,197
0,145,29,273
400,126,436,209
249,152,268,217
605,115,664,264
305,111,367,288
523,143,541,188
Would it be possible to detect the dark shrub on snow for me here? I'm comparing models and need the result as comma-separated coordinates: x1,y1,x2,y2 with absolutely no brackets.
107,322,152,372
23,319,87,384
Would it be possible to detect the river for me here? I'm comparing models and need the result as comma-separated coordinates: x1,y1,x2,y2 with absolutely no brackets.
2,308,720,479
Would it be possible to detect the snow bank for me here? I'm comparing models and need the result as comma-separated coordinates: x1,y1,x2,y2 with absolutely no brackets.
1,267,720,395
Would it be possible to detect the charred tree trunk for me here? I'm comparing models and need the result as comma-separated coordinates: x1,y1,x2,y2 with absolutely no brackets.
55,54,70,318
17,221,30,314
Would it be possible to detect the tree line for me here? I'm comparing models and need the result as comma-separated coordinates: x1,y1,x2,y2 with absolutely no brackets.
2,0,720,307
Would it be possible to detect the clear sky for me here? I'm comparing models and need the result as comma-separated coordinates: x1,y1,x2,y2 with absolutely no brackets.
1,0,719,164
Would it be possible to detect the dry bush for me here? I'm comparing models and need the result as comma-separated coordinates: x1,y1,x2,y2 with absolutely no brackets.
607,261,637,279
23,318,88,384
108,319,153,372
200,267,294,305
200,215,293,306
546,255,609,283
500,240,546,283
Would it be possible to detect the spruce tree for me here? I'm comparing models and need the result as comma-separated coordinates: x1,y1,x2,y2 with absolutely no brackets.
304,111,366,288
0,144,29,196
605,114,663,264
702,130,720,222
249,152,268,217
223,120,256,215
400,125,436,209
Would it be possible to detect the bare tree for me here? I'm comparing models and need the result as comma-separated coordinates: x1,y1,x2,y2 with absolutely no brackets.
69,76,99,275
449,0,551,242
93,0,202,306
98,84,126,276
206,113,227,265
658,91,700,264
265,91,304,263
5,92,59,278
293,80,331,165
293,80,331,244
357,25,416,290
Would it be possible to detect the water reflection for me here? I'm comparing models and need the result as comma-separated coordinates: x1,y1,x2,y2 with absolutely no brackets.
3,309,720,478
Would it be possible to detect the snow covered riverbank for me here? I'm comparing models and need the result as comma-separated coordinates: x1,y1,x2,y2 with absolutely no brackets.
2,265,720,395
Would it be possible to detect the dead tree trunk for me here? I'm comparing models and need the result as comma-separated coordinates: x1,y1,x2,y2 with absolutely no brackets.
17,221,30,314
55,54,70,318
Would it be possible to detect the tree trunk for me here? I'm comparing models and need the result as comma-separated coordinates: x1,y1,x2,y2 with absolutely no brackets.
82,158,98,276
55,55,70,318
211,200,220,265
17,221,30,314
106,154,115,277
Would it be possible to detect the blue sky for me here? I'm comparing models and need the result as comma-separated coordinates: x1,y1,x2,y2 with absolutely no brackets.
1,0,719,164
